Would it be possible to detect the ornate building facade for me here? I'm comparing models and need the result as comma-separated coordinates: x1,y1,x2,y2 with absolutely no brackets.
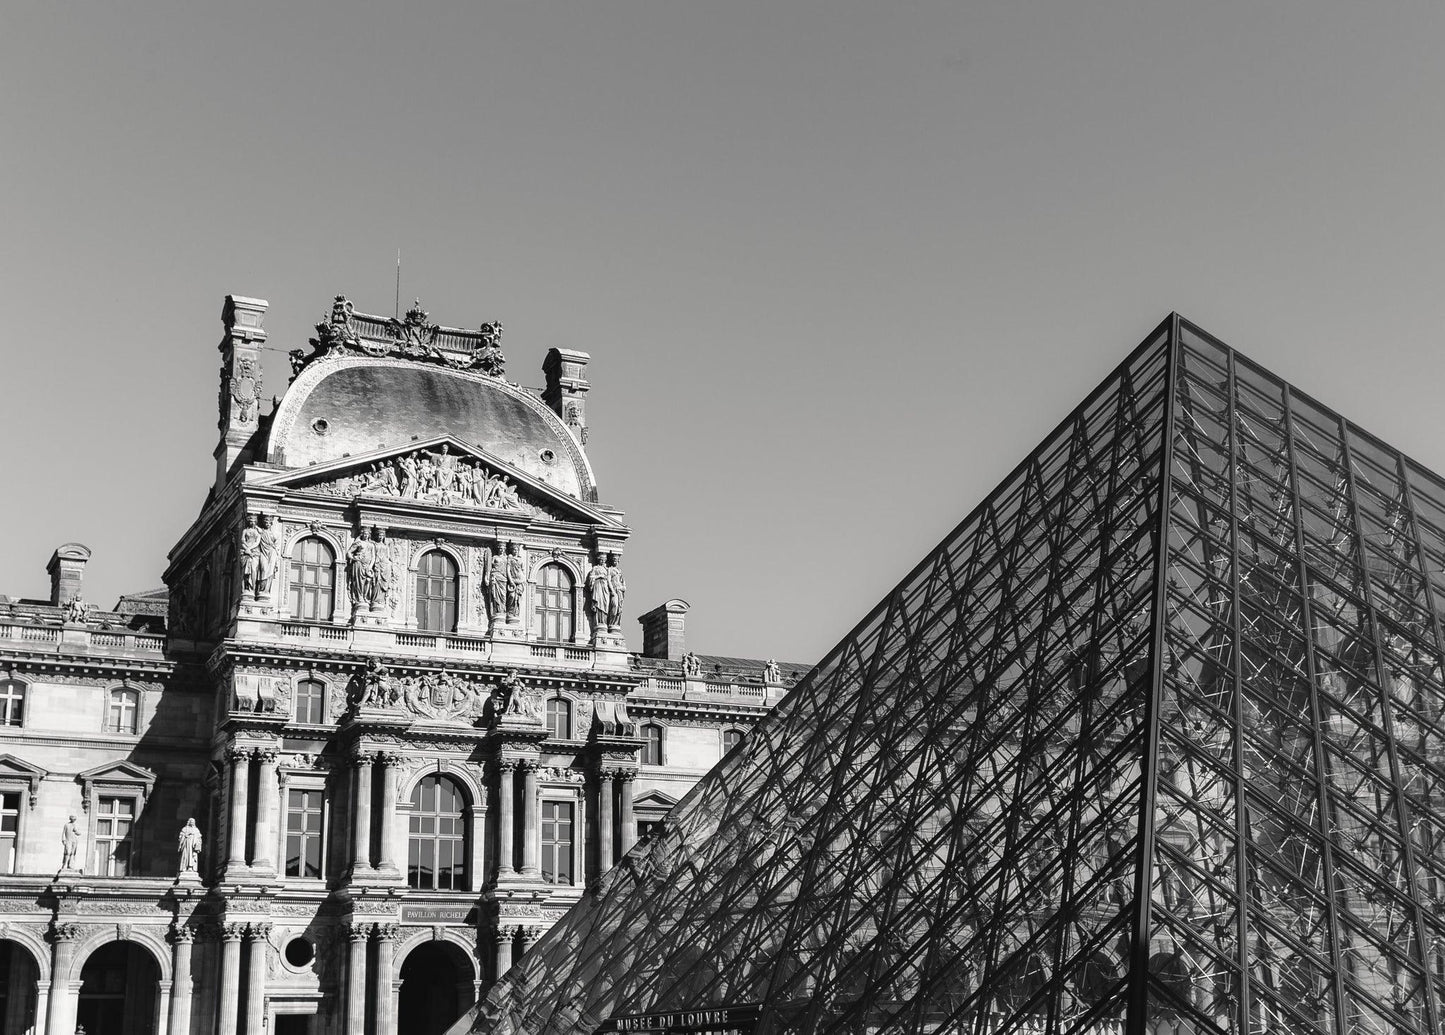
0,296,805,1035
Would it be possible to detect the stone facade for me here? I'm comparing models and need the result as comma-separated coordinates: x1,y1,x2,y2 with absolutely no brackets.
0,295,807,1035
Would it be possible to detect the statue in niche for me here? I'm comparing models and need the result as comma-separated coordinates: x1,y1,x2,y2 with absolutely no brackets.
239,514,263,597
256,515,280,595
486,544,509,624
505,542,527,620
60,815,81,871
586,555,612,634
177,818,203,875
682,651,702,677
230,357,262,423
605,553,626,631
346,529,378,615
369,527,392,611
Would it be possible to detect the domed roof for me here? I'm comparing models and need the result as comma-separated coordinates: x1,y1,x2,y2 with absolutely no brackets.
267,357,595,500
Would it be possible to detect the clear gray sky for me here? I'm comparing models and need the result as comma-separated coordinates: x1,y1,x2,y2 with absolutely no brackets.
3,3,1444,663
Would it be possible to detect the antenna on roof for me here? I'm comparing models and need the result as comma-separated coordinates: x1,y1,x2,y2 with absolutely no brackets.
394,250,402,319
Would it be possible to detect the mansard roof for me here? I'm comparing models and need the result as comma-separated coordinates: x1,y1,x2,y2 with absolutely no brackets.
267,355,596,502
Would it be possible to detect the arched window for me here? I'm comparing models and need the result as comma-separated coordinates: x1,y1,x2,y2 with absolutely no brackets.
723,728,743,753
288,537,337,621
415,551,459,633
641,723,664,766
534,563,575,642
409,775,467,890
107,688,140,735
0,679,25,727
294,678,326,725
546,697,572,739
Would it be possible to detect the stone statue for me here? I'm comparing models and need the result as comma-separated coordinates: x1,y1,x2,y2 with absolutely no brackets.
499,672,542,722
605,554,626,631
357,657,400,709
473,322,506,376
369,527,392,611
177,818,203,875
63,595,91,625
255,515,280,595
763,659,781,684
239,514,262,597
346,530,378,615
486,544,508,623
504,543,526,620
586,556,612,634
398,453,419,498
683,651,702,677
60,815,81,871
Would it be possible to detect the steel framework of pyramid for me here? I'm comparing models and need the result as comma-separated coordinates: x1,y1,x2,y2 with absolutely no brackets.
469,316,1445,1035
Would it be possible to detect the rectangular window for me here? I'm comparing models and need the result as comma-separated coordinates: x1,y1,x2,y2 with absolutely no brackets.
94,796,135,876
0,792,19,873
294,680,326,725
285,788,324,878
540,801,575,885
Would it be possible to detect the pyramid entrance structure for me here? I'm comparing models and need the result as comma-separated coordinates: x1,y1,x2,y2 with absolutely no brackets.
467,316,1445,1035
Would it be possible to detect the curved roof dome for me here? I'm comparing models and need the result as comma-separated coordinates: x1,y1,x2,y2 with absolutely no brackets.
267,357,595,500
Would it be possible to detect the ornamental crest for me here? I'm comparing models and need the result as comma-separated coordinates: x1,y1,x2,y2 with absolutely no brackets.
404,670,489,723
288,295,510,378
230,358,262,423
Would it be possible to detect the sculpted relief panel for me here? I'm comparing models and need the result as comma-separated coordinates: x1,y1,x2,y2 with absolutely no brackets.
297,445,557,518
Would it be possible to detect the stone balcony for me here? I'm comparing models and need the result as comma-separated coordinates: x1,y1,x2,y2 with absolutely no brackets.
0,620,167,658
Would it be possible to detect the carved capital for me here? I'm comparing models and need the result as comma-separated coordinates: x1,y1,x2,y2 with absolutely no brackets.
519,759,541,774
221,922,247,942
170,924,195,945
247,922,273,941
493,925,516,945
50,922,81,943
226,747,253,765
374,923,400,942
346,921,373,943
254,750,279,767
350,753,376,769
497,759,518,774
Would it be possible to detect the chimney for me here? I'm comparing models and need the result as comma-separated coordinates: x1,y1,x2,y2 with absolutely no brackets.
543,348,590,445
215,294,269,490
47,543,92,606
638,599,689,661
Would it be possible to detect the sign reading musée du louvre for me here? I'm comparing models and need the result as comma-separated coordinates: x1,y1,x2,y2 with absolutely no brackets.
596,1006,760,1035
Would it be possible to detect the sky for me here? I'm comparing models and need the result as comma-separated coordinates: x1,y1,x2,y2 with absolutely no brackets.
3,3,1445,664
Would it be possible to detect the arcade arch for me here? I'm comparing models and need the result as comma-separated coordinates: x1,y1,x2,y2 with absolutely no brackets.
397,938,476,1035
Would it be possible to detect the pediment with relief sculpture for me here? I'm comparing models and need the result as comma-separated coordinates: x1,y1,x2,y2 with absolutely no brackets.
259,436,620,527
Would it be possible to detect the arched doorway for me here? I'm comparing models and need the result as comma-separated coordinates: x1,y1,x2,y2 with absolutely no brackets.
76,942,159,1035
0,939,40,1035
398,941,475,1035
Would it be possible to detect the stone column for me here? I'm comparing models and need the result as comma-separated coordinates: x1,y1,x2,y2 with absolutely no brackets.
351,753,374,876
597,770,615,873
521,761,541,877
225,748,252,872
496,761,516,879
251,750,279,872
169,925,194,1035
44,922,79,1035
494,926,515,979
243,923,270,1035
345,922,371,1035
375,924,398,1035
217,922,245,1035
619,770,637,856
516,924,544,960
377,754,399,875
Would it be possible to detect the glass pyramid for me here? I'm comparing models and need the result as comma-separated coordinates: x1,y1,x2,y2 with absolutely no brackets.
469,316,1445,1035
